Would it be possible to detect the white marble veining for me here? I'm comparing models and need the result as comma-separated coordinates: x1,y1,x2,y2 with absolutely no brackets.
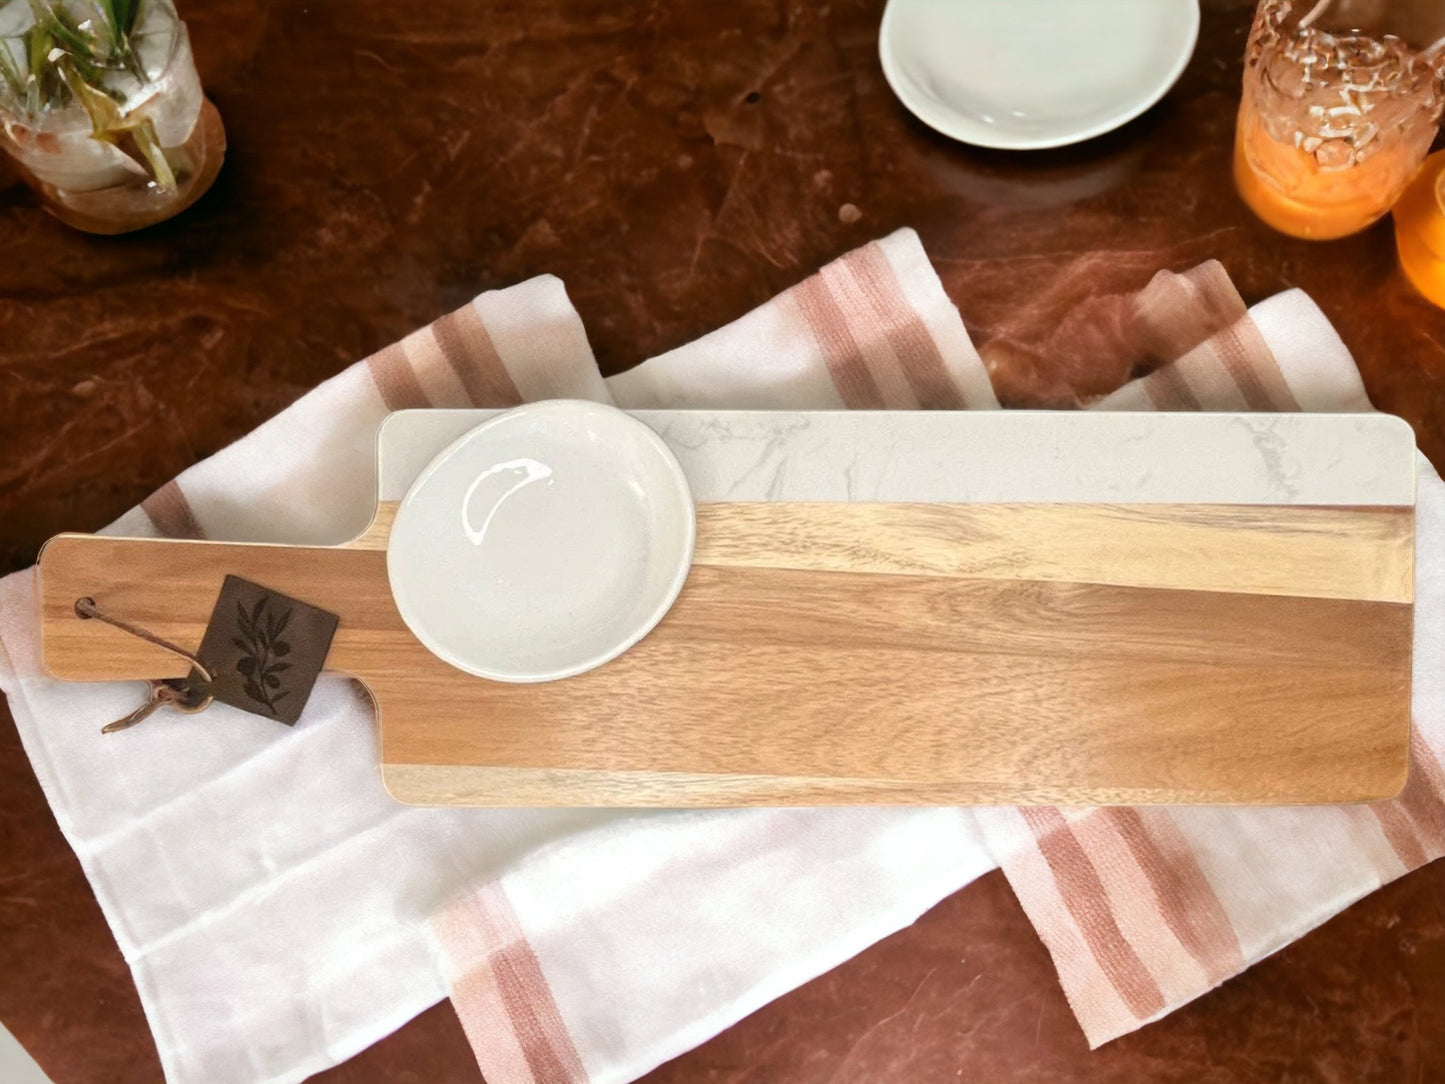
376,408,1417,509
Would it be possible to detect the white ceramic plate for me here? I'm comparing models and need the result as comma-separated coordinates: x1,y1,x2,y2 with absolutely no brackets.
879,0,1200,150
386,400,695,683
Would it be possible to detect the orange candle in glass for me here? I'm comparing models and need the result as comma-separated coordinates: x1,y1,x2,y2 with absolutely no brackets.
1234,0,1445,241
1393,149,1445,306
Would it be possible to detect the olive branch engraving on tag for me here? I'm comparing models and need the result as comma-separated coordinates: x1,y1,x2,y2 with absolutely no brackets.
197,575,339,727
231,594,294,716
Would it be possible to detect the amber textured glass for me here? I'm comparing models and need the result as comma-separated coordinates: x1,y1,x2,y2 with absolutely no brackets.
1234,0,1445,240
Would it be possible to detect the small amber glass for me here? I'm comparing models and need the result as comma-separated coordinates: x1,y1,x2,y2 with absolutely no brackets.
1393,149,1445,306
1234,0,1445,240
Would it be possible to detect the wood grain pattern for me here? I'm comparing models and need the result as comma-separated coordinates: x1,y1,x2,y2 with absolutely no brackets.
35,501,1415,806
693,503,1415,602
368,566,1409,804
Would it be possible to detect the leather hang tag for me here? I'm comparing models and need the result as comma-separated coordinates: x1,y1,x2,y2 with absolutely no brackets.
195,575,339,726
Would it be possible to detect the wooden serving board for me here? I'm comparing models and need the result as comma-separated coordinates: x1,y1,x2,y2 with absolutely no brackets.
37,410,1417,806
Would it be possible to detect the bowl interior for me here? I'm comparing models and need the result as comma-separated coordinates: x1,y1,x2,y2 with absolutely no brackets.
387,400,695,682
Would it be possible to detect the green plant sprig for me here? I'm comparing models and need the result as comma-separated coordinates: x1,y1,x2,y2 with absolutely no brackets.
0,33,22,100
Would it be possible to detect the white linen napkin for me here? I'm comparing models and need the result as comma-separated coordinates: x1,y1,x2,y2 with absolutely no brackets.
0,233,998,1084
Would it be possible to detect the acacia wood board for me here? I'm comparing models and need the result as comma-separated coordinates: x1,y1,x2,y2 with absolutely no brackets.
36,410,1417,806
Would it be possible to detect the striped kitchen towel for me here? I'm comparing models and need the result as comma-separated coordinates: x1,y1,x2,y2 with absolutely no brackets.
974,282,1445,1047
427,238,1445,1078
0,232,995,1084
608,227,997,410
3,225,1441,1084
0,275,631,1084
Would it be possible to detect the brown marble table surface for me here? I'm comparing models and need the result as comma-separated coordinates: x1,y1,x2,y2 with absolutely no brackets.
3,0,1445,1080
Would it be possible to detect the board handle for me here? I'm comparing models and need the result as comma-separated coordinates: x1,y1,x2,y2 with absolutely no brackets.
37,533,390,681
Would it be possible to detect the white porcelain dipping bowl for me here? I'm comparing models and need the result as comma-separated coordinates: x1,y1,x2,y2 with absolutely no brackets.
386,400,696,682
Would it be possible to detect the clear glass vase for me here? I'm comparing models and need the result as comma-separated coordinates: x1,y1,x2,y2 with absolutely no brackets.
0,0,224,234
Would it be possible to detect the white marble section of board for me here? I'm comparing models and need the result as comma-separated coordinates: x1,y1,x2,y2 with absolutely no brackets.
376,409,1417,507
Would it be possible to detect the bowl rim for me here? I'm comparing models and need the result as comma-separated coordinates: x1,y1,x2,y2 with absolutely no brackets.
386,398,697,683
